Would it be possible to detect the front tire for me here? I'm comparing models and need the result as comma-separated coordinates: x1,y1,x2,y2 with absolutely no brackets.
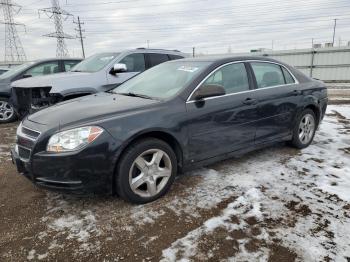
116,138,177,204
0,97,17,123
290,109,317,149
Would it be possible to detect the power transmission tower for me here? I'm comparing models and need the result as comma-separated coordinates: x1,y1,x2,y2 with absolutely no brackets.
74,16,85,58
0,0,27,62
39,0,74,58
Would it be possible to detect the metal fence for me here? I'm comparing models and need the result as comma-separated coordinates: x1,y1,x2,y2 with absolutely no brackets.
203,46,350,82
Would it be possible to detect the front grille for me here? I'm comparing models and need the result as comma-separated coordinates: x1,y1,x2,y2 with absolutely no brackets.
22,126,40,139
17,136,35,148
18,146,31,160
16,124,41,161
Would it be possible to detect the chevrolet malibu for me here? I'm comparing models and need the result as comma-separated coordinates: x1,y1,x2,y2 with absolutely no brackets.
11,56,328,204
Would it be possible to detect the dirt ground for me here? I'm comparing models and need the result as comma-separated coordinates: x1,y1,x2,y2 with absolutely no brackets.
1,105,350,262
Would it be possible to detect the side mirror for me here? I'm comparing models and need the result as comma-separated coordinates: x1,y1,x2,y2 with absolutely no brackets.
193,84,226,100
110,63,127,75
22,74,32,79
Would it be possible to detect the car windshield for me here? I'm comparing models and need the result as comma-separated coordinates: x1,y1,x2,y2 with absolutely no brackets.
71,53,119,73
113,61,210,100
0,62,35,79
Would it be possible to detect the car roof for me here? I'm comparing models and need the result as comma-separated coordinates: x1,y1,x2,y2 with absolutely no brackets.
104,48,188,56
31,58,83,63
175,55,285,64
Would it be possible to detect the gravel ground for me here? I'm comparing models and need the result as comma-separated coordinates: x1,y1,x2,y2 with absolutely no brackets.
0,105,350,262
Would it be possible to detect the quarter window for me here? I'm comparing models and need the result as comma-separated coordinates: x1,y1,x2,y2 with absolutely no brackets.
168,54,184,60
281,67,295,84
251,62,285,88
119,53,146,72
201,63,250,95
24,61,60,77
64,60,79,71
148,53,169,67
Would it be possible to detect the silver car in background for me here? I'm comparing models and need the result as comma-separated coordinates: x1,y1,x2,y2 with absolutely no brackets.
11,48,187,120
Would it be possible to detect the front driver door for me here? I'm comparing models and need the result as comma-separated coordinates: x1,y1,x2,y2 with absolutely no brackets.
186,62,259,162
106,53,146,87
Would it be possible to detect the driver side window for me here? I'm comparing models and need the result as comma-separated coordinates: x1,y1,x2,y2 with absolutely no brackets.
24,61,60,77
202,63,249,95
119,53,146,72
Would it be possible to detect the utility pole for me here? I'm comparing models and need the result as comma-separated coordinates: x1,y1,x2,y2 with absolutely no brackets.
39,0,74,57
0,0,26,62
332,18,337,46
271,40,274,50
146,40,150,48
311,38,314,48
74,16,85,58
192,46,195,57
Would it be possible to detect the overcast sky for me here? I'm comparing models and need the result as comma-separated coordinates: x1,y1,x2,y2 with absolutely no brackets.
1,0,350,60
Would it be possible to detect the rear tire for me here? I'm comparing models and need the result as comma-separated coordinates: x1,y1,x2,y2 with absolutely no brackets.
0,97,17,124
290,109,317,149
115,138,177,204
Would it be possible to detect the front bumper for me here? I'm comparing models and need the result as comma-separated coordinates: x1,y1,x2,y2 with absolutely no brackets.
11,128,119,194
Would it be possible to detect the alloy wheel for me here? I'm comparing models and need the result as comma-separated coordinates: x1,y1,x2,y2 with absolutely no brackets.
298,113,315,144
129,149,172,198
0,100,14,121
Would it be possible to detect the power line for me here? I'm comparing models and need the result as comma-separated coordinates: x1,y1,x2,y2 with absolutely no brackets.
74,16,85,58
39,0,74,57
0,0,27,62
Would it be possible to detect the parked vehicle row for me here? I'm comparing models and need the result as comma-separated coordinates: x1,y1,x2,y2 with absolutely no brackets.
11,55,328,204
4,49,186,123
0,58,82,123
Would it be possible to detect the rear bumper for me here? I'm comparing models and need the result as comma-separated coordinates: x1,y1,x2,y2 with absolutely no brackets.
319,97,328,122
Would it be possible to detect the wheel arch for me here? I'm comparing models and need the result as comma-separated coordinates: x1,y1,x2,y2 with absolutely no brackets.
112,129,184,194
303,103,321,125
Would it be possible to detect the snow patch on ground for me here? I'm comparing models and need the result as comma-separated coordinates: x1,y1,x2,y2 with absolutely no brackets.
161,105,350,261
161,188,268,261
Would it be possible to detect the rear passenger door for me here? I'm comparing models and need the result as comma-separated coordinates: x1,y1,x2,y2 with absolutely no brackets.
249,61,301,143
145,53,170,69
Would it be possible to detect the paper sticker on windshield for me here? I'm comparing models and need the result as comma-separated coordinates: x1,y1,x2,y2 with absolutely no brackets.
177,66,199,73
100,56,115,61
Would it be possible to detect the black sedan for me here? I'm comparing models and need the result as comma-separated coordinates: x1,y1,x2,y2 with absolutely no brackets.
11,56,328,204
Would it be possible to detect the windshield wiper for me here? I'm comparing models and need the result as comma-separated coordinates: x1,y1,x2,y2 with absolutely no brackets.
117,92,155,100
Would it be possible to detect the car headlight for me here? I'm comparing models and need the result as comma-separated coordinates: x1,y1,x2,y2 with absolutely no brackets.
47,126,104,152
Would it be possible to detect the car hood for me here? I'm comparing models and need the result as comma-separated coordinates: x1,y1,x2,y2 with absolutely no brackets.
27,92,158,128
11,71,96,90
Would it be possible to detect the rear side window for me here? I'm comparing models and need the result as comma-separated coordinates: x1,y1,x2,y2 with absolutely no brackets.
202,63,249,95
148,53,169,67
119,53,146,72
24,61,60,77
281,67,295,84
251,62,285,88
168,54,184,60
